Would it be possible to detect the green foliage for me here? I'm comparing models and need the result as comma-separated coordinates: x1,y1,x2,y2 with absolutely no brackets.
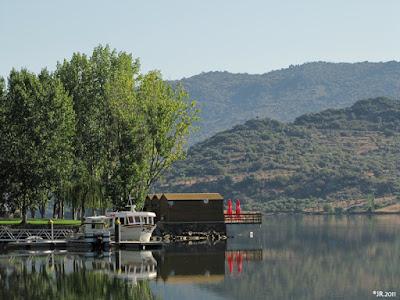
162,98,400,212
130,71,199,207
367,194,375,212
1,45,198,217
323,203,334,213
57,46,198,210
0,69,75,222
334,207,344,214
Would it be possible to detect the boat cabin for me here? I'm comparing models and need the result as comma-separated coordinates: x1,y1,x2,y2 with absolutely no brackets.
83,216,110,234
106,211,156,227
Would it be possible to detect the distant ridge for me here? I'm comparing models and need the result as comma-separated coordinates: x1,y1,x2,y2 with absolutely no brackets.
173,61,400,144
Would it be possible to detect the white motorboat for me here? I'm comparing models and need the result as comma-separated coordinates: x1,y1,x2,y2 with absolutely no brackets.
83,205,157,242
106,205,156,242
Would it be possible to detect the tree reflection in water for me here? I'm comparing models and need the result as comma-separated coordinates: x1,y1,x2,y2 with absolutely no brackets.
0,252,158,300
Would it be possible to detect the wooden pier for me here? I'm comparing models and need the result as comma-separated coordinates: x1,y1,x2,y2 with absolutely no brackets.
224,211,262,224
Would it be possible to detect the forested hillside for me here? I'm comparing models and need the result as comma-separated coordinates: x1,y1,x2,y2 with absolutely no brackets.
174,61,400,143
158,97,400,212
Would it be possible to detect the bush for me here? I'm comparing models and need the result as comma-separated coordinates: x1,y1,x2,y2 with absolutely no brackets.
334,207,343,214
323,203,334,213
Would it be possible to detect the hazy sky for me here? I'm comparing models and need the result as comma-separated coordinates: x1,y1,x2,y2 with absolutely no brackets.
1,0,400,80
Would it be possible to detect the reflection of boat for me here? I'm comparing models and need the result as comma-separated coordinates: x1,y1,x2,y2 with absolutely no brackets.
75,250,158,284
83,205,157,242
111,250,157,283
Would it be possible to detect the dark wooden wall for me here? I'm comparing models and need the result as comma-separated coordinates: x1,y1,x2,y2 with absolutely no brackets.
144,199,224,222
162,200,224,222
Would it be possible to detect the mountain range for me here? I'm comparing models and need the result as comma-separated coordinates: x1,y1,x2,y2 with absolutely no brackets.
174,61,400,144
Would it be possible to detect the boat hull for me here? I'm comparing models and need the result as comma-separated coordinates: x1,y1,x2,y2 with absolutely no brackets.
118,224,156,242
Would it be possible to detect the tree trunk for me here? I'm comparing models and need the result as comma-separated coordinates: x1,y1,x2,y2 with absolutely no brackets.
53,201,57,219
21,200,27,224
58,199,64,219
75,207,80,221
30,207,36,219
40,204,45,218
81,201,85,221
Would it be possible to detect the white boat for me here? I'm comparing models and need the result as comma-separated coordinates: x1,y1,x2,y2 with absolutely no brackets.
106,205,157,242
83,205,157,242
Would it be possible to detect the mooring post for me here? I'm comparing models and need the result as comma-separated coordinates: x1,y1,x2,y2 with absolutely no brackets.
49,219,54,240
102,230,110,252
116,250,121,271
115,218,121,244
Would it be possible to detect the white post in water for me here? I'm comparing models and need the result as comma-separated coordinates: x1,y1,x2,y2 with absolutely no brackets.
250,231,254,238
49,219,54,240
115,218,121,244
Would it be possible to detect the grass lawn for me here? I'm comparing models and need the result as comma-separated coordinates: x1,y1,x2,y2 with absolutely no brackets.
0,218,81,225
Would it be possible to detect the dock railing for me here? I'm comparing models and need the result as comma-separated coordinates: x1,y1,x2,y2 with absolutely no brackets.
224,211,262,224
0,226,75,242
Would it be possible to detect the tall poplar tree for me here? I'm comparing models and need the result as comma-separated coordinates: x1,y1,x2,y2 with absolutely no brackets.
57,45,198,211
0,70,75,223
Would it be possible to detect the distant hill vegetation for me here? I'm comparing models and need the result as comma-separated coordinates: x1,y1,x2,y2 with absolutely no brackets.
174,61,400,143
158,97,400,212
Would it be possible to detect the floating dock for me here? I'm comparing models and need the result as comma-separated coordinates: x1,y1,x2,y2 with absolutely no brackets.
3,239,163,251
6,240,67,250
0,225,163,251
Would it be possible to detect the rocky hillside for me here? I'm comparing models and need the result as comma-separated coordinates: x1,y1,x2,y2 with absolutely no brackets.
158,97,400,212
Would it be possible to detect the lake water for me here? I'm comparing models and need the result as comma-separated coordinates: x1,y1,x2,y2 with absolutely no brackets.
0,215,399,299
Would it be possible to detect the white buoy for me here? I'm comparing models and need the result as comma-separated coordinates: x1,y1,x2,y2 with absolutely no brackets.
250,231,254,238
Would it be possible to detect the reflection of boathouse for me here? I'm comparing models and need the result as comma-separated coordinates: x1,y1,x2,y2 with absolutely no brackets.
152,243,264,283
154,243,226,283
144,193,226,234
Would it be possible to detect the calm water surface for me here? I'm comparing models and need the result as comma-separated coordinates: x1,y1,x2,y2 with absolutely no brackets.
0,215,399,300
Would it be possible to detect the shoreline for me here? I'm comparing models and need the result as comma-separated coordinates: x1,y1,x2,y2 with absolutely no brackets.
263,211,400,216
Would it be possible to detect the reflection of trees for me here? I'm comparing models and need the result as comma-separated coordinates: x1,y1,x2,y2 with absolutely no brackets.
0,259,158,300
209,215,400,300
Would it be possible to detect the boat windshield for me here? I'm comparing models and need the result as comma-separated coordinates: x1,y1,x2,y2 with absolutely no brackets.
113,214,154,225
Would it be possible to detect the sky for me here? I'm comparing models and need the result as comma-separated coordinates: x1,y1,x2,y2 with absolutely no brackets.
1,0,400,80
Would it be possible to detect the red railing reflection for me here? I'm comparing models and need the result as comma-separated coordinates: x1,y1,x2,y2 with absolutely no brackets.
226,250,263,274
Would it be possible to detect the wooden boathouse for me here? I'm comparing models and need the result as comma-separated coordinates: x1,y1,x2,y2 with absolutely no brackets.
145,193,224,223
144,193,226,235
144,193,262,235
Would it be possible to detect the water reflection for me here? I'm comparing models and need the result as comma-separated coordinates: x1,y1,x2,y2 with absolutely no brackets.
155,243,226,284
0,250,157,300
0,215,399,300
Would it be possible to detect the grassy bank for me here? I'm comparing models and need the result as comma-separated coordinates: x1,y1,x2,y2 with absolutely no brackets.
0,219,81,226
